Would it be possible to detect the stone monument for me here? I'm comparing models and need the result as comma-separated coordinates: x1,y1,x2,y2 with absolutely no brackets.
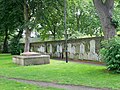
88,40,98,60
79,43,88,60
13,52,50,66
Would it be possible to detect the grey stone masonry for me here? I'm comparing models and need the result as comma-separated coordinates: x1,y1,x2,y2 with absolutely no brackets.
13,55,50,66
30,37,103,61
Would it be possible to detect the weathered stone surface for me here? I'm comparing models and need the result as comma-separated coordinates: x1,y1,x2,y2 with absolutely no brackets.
88,40,98,60
80,43,85,54
50,44,52,53
21,52,41,56
79,43,87,60
29,37,103,61
13,54,50,66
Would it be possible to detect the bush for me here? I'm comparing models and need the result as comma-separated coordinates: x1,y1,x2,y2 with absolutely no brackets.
100,36,120,73
10,38,23,55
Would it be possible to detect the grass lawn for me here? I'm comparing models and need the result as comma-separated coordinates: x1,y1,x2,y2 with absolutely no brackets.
0,78,63,90
0,54,120,90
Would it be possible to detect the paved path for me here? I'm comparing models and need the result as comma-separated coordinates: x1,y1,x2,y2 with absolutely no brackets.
0,76,111,90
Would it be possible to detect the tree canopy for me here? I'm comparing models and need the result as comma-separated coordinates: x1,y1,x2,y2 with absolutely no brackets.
0,0,119,53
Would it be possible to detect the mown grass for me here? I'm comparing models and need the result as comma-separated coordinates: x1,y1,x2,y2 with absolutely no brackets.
0,78,63,90
0,54,120,90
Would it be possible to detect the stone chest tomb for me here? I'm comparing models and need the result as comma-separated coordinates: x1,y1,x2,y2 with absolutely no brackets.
13,52,50,66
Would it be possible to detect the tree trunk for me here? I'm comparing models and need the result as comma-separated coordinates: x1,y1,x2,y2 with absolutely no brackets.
2,28,8,53
23,0,31,52
93,0,116,39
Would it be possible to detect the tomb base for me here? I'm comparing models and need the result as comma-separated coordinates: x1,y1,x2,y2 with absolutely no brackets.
13,52,50,66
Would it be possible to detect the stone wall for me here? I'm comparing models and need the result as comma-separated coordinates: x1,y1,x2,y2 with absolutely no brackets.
30,37,103,61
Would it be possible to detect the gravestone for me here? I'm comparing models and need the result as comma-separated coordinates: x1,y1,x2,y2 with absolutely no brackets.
79,43,88,60
80,43,85,53
59,44,62,53
75,44,79,59
56,44,60,57
50,44,52,53
68,43,71,53
40,46,45,53
88,40,98,60
70,45,76,59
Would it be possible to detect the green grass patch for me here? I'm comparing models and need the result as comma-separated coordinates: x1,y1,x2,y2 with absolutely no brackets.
0,54,120,90
0,78,63,90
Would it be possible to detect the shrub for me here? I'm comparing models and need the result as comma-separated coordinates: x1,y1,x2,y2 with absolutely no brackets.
100,36,120,73
10,38,23,55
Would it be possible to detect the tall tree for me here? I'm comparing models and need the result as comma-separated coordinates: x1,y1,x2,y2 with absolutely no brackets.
67,0,102,38
93,0,116,39
0,0,24,53
23,0,31,52
36,0,64,40
23,0,64,52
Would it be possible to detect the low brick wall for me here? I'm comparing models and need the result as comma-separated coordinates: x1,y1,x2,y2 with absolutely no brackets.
30,37,103,61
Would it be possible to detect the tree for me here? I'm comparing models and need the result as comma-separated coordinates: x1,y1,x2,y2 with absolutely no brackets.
93,0,116,39
23,0,31,52
23,0,64,52
67,0,102,38
0,0,64,53
0,0,24,53
114,1,120,32
35,0,64,40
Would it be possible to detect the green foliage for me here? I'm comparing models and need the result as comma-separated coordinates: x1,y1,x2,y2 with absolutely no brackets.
36,0,64,40
114,1,120,31
10,28,23,55
10,38,21,55
111,19,119,29
67,0,102,37
100,37,120,73
0,0,24,53
68,31,85,39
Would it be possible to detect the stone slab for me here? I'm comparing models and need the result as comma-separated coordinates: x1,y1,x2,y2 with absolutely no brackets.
21,52,41,56
13,55,50,66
